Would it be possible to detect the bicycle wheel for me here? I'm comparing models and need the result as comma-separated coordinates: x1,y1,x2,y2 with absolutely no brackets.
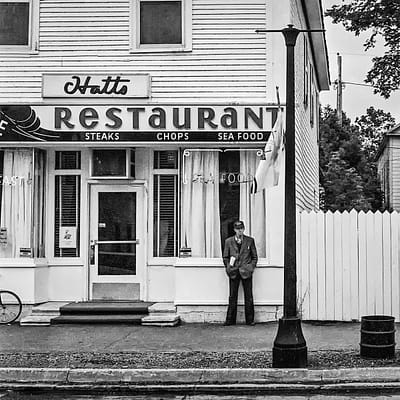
0,290,22,324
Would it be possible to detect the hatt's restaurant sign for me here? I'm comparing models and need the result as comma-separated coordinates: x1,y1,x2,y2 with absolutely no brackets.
42,74,151,98
0,104,277,143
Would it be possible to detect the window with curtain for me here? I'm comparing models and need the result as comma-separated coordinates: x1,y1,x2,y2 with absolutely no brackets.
0,149,33,258
181,150,266,258
32,149,46,258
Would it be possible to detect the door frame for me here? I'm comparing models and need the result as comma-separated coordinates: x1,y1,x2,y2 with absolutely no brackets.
88,182,147,301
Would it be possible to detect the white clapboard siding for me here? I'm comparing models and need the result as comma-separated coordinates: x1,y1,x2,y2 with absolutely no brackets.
0,0,268,101
298,210,400,322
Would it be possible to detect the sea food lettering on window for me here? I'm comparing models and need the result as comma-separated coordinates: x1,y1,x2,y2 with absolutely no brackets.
220,172,253,184
192,173,215,184
0,175,26,186
189,172,254,185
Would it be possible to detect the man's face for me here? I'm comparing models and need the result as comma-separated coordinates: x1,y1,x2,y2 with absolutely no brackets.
234,227,244,237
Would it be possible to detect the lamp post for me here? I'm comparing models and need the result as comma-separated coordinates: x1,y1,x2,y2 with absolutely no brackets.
256,24,324,368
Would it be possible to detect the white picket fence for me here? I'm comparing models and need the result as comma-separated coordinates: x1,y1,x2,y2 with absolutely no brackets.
297,210,400,322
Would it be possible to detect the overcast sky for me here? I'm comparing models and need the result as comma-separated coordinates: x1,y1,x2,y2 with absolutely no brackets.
320,0,400,124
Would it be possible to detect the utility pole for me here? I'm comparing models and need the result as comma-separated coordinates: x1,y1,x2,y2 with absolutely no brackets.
336,53,343,126
256,24,324,368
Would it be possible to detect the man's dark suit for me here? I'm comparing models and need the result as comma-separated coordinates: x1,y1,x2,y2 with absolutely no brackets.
223,235,258,324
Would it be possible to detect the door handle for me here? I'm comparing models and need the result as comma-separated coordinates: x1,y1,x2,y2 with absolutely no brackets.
96,240,140,245
89,240,96,265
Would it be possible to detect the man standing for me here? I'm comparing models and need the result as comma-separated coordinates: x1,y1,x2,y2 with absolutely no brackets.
223,220,258,325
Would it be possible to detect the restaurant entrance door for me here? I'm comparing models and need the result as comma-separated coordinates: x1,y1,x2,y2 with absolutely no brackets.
89,184,145,300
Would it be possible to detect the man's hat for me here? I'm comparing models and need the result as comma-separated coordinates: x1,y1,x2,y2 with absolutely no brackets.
233,220,245,229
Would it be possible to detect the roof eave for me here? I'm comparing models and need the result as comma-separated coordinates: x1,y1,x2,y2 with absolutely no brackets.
302,0,331,91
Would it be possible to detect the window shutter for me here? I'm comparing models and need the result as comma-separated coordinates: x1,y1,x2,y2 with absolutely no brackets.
153,174,178,257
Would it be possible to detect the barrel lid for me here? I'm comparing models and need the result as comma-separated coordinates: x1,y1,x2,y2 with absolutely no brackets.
361,315,395,322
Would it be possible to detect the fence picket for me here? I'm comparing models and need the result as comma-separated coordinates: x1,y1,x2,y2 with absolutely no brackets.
358,211,368,318
365,211,376,315
325,211,335,320
382,212,392,315
342,211,351,321
309,211,318,320
349,209,359,320
333,211,343,321
316,211,326,320
374,212,384,315
391,213,400,320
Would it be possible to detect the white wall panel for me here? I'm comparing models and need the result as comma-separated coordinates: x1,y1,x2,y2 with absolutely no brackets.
0,0,268,102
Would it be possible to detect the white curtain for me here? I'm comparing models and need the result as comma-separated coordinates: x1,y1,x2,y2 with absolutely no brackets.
182,151,221,257
239,151,266,257
0,150,33,258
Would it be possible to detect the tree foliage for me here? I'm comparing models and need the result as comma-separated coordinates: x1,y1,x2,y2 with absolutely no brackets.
319,105,395,211
326,1,400,98
354,106,396,159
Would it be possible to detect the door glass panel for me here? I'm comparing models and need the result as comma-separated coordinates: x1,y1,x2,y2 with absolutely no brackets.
98,192,136,275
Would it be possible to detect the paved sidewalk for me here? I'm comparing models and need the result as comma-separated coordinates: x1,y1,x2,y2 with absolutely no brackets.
0,321,366,353
0,322,399,394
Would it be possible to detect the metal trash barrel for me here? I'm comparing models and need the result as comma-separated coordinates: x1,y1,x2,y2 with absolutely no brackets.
360,315,395,359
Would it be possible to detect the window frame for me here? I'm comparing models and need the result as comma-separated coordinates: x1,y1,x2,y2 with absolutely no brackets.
150,149,180,262
47,149,83,262
0,0,39,54
89,148,131,179
130,0,192,53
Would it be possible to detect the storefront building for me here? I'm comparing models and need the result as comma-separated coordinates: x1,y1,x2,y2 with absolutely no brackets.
0,0,329,322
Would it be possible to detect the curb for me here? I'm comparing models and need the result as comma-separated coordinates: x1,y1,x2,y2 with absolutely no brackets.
1,367,400,393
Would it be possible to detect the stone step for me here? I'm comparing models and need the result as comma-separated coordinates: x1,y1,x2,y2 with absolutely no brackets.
51,314,144,324
31,302,69,315
141,313,180,327
20,302,68,326
59,301,154,316
20,315,53,326
148,302,177,314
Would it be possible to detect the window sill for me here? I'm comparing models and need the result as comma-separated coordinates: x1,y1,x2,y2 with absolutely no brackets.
0,50,39,56
149,257,177,266
129,47,192,54
47,258,84,266
0,258,47,267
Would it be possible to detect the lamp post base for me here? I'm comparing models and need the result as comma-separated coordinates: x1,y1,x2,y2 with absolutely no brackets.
272,317,307,368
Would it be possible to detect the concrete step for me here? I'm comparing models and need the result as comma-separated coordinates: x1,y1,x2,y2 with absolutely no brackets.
31,302,69,315
51,314,144,324
59,301,154,315
20,302,69,326
141,313,180,327
148,302,177,314
20,315,53,326
142,303,180,326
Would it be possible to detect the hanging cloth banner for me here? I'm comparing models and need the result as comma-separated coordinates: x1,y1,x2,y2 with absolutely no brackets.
251,109,285,193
